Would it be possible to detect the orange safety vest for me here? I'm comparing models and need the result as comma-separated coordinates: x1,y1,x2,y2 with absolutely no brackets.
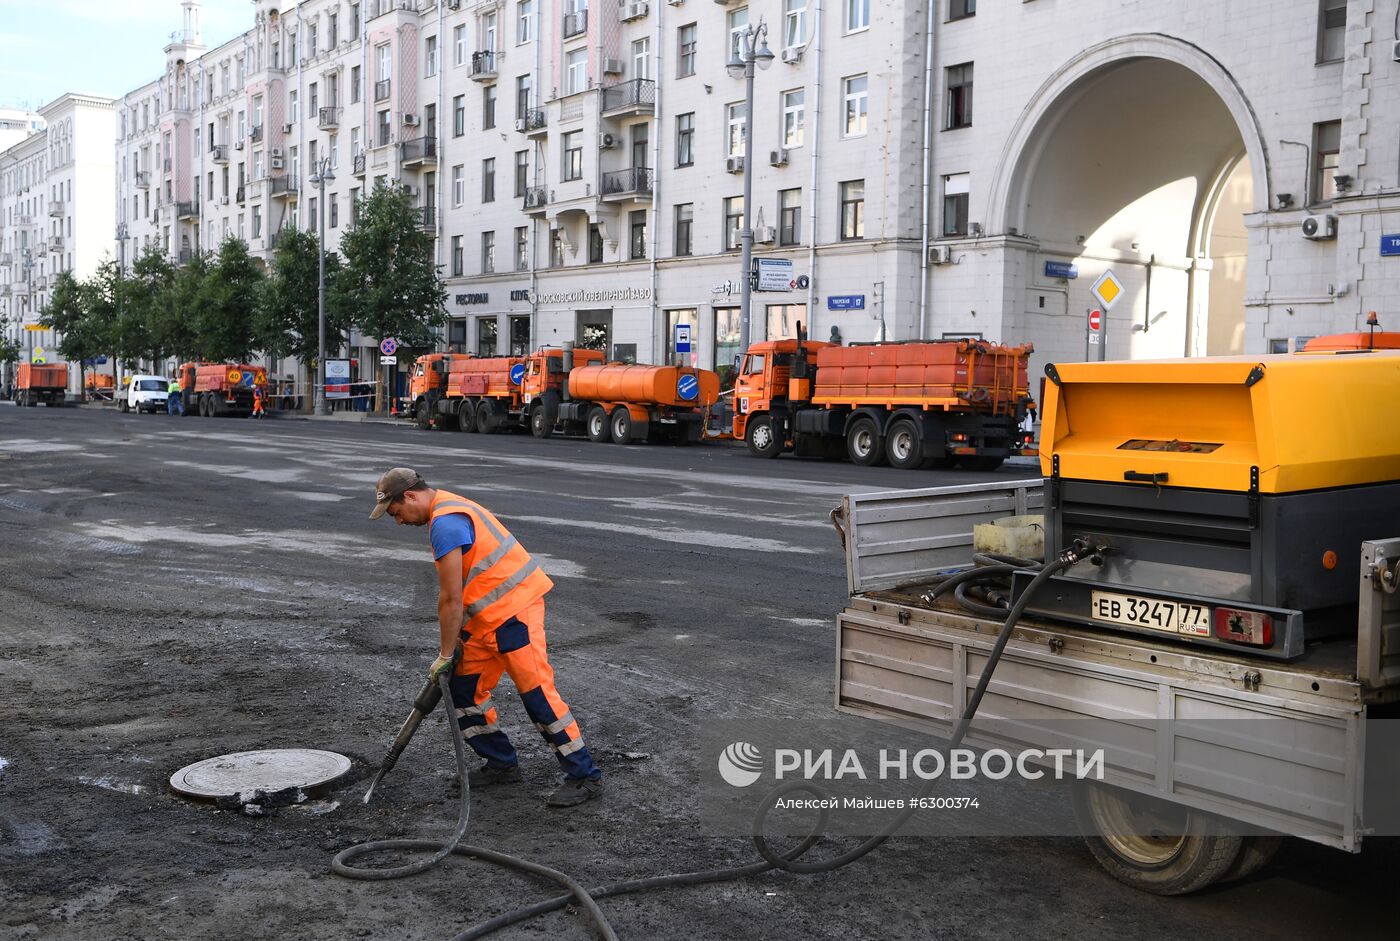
430,490,554,633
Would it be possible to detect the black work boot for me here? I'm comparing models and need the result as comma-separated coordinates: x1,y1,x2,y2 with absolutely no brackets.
545,776,604,808
468,764,523,788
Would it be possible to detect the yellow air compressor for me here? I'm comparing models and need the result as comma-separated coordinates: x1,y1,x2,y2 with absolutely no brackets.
1013,350,1400,659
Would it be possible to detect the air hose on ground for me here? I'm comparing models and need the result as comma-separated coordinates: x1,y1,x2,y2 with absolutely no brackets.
333,542,1099,940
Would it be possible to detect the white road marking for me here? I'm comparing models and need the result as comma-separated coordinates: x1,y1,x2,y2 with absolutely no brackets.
531,553,587,579
501,514,819,554
287,491,351,502
74,520,425,563
773,617,830,627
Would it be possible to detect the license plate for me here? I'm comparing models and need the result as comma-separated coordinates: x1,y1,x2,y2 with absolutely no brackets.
1090,591,1211,637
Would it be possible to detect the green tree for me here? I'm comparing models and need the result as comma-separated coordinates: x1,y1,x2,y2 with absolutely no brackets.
195,237,264,362
0,316,22,369
254,226,350,365
115,247,176,365
152,252,206,363
39,270,113,389
338,180,446,351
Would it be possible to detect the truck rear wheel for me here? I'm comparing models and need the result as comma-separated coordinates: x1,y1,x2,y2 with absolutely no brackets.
609,408,635,445
476,400,497,434
746,415,783,459
1072,782,1243,896
885,418,923,470
846,416,886,467
1219,835,1284,882
457,399,477,432
586,406,610,443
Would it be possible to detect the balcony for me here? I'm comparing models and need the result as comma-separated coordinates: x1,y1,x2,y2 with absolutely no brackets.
601,166,654,201
236,185,246,204
270,175,299,199
34,241,48,256
352,153,367,176
250,125,264,143
49,236,63,252
318,106,341,129
177,201,200,219
416,205,436,230
563,10,587,39
470,51,498,81
0,253,12,267
523,186,549,213
212,144,229,163
374,78,391,102
601,78,656,116
400,135,437,167
15,214,34,227
135,171,152,188
48,200,64,217
517,108,547,137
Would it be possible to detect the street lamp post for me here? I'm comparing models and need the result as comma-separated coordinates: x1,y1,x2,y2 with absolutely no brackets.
21,249,34,365
309,157,335,416
728,20,775,361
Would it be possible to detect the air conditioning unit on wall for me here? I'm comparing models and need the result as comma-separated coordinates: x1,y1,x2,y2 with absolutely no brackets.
725,156,744,174
1301,214,1337,240
769,149,788,167
781,47,804,64
404,113,421,126
603,58,625,75
598,132,617,149
754,225,775,244
929,245,952,265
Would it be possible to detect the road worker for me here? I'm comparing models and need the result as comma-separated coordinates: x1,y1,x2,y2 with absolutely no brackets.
369,468,604,807
251,385,266,419
167,375,183,416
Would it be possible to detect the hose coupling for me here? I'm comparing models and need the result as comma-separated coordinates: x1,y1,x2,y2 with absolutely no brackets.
1058,539,1111,567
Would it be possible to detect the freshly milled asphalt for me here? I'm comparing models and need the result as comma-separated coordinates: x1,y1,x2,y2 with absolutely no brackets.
0,404,1392,940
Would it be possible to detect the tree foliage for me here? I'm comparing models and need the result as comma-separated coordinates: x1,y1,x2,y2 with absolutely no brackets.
194,237,264,362
255,226,351,365
0,316,21,367
41,270,110,366
114,247,176,363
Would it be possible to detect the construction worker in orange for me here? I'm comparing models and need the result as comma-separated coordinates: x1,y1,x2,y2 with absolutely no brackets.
251,384,267,419
369,468,604,807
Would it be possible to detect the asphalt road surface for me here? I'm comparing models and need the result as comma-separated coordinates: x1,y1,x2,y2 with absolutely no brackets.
1,404,1393,940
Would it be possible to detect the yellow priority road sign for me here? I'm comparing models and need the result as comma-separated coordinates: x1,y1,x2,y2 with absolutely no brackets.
31,346,46,364
1090,270,1124,311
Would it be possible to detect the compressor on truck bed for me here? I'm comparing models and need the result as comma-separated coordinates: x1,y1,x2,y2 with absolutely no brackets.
733,327,1037,469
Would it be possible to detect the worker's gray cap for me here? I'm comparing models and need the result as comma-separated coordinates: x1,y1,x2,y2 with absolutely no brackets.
369,467,424,519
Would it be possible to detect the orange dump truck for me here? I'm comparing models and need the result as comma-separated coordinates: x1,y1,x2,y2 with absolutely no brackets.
733,331,1035,469
15,363,69,407
178,362,268,417
411,345,720,444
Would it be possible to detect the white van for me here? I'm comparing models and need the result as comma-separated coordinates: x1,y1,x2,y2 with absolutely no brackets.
121,375,169,414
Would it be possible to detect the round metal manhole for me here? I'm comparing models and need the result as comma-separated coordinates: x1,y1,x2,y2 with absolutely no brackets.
169,748,352,801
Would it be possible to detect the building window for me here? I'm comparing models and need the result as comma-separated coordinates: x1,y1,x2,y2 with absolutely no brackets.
452,164,464,206
676,112,694,167
350,66,361,103
510,315,531,354
566,48,587,95
453,95,465,136
514,150,528,197
351,3,361,36
377,109,391,147
727,101,747,157
1318,0,1346,63
329,198,338,229
839,180,864,240
678,23,697,77
728,8,749,62
633,37,651,80
516,74,532,120
481,231,496,273
946,63,973,129
376,43,391,82
942,172,968,236
451,235,464,276
515,226,528,270
425,35,438,76
1314,120,1341,204
518,0,535,44
783,0,807,49
252,205,263,238
482,10,499,51
478,317,498,356
782,89,805,148
482,158,496,202
674,203,693,256
589,223,604,264
550,228,564,267
562,130,583,181
845,0,869,33
724,196,744,250
779,188,801,245
483,84,497,129
949,0,975,20
629,210,647,260
454,25,467,66
842,75,867,137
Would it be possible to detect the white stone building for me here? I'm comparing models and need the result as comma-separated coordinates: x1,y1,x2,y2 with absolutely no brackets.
110,0,1400,394
0,94,115,389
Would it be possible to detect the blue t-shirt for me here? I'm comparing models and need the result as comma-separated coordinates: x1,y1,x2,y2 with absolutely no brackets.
430,513,476,560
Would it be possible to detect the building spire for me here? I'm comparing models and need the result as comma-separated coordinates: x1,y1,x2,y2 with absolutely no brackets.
181,0,202,45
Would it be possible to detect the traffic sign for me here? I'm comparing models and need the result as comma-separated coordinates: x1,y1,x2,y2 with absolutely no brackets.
31,346,45,364
509,363,526,385
1090,270,1124,311
677,374,699,401
1088,308,1102,331
674,322,692,354
379,337,399,356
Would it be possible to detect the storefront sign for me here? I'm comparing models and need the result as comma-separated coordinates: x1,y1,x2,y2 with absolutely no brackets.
1045,260,1078,279
455,293,489,306
827,295,866,311
325,359,351,398
510,289,531,301
533,287,652,305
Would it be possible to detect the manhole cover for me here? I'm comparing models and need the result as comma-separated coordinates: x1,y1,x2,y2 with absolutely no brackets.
169,749,352,800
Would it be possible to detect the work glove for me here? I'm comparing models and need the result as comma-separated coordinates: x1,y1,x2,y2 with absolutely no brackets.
428,653,456,681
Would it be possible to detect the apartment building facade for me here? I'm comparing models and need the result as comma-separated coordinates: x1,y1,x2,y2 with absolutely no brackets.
108,0,1400,387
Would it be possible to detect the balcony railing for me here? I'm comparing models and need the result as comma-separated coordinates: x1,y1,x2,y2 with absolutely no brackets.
34,241,48,256
15,214,34,227
177,201,200,219
135,171,152,188
318,106,341,129
270,175,299,198
470,51,498,80
0,253,12,267
250,125,264,143
563,10,587,38
48,200,64,217
601,78,656,115
416,205,436,230
236,185,246,203
49,236,63,251
212,144,229,163
353,153,367,176
601,166,655,200
400,136,437,166
523,186,549,211
517,108,547,135
374,78,391,102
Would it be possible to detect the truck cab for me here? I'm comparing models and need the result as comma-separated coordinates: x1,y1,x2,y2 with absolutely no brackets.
731,338,831,447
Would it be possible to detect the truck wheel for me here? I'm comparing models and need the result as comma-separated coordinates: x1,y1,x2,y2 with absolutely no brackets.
746,415,783,459
586,406,610,443
1072,782,1243,896
609,408,635,444
415,400,432,430
458,399,478,432
476,400,496,434
846,416,887,467
885,418,923,470
1219,835,1284,882
530,403,552,438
